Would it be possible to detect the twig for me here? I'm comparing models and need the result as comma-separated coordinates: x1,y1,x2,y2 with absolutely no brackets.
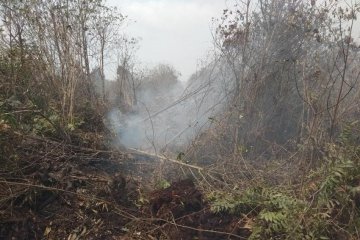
127,148,204,171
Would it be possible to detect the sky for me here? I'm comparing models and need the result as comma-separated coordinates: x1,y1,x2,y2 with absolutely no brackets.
105,0,360,82
106,0,229,81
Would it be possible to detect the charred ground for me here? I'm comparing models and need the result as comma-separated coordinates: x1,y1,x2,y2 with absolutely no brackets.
0,127,254,240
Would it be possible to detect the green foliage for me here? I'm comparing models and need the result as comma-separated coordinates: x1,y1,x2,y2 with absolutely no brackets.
339,121,360,157
155,179,171,190
207,190,243,214
206,138,360,239
207,186,306,239
307,147,360,237
66,117,85,132
207,186,301,213
32,113,58,135
317,158,355,202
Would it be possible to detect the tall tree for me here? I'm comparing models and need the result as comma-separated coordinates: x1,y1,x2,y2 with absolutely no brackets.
0,0,128,124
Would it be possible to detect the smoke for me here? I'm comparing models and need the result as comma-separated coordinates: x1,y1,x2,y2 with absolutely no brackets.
107,61,234,154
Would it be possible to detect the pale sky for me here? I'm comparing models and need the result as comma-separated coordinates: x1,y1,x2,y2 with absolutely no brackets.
106,0,229,81
105,0,360,81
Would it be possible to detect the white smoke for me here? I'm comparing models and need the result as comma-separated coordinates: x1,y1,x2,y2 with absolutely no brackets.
107,60,234,154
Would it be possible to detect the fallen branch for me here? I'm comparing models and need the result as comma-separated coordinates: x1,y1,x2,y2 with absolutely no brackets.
127,148,204,171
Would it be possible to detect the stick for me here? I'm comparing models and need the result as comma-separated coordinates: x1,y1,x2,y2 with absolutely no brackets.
127,148,203,171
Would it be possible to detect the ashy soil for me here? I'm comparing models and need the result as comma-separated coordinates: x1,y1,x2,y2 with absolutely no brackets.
0,129,250,240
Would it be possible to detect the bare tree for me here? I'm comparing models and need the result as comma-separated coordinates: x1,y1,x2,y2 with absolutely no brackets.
0,0,128,126
186,0,360,171
92,7,126,102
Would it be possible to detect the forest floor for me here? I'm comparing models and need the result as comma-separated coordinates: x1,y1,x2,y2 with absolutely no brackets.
0,127,250,240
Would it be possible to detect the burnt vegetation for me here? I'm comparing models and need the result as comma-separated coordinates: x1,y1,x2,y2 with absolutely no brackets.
1,0,360,239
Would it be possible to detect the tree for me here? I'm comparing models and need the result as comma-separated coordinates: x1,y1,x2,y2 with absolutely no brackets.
188,0,360,164
0,0,128,126
141,64,181,94
92,6,126,101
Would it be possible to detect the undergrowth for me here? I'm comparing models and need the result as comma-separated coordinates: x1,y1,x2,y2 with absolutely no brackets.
206,124,360,240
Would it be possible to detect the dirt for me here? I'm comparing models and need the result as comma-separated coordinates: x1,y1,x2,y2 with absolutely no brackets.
0,130,251,240
127,179,252,240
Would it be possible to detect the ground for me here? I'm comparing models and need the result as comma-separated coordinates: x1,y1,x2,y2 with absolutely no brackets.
0,128,251,240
